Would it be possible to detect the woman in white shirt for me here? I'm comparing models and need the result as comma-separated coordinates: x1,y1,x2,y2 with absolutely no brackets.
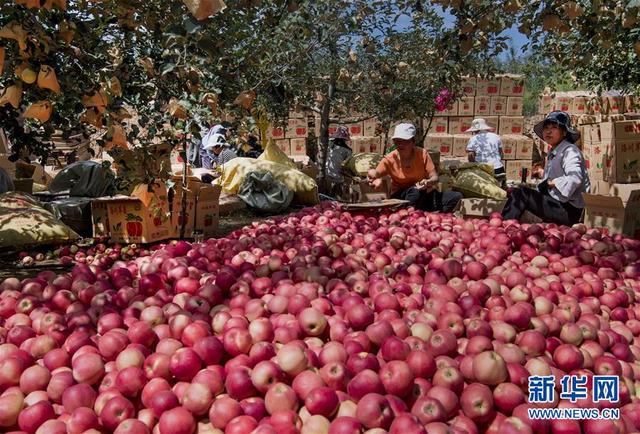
502,111,590,226
465,118,506,188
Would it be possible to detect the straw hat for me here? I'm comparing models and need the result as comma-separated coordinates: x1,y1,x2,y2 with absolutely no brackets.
465,118,493,133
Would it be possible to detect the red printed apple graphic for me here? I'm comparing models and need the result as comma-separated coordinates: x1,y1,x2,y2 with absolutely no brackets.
513,85,523,93
126,214,143,236
204,215,213,226
488,86,498,94
296,127,306,135
153,216,162,227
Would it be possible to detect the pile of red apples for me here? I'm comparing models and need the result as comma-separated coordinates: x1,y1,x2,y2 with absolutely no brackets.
0,202,639,434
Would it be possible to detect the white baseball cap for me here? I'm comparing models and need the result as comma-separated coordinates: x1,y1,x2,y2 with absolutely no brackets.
392,123,416,140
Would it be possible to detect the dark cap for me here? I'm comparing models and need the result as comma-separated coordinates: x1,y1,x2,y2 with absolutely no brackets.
533,110,580,143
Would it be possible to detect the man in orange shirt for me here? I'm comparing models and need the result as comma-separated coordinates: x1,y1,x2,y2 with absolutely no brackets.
367,123,462,213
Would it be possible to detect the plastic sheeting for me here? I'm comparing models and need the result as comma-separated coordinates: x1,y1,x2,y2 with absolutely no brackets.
238,171,294,214
0,166,13,194
49,161,116,197
43,197,94,237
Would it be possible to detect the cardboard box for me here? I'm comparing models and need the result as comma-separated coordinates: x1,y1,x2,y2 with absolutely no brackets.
425,134,453,157
499,116,525,135
501,135,517,160
516,136,534,160
427,117,449,134
625,95,636,113
440,100,459,116
195,185,222,237
588,97,604,115
346,122,364,137
584,141,606,179
474,96,491,116
449,117,473,135
499,75,525,96
452,134,469,158
171,179,222,238
572,96,589,115
603,139,640,183
554,96,572,113
285,118,308,138
267,125,286,140
92,183,173,244
368,137,382,154
454,198,506,218
540,95,554,114
288,110,306,119
484,116,499,131
358,177,391,202
290,138,307,156
462,77,476,96
490,96,508,116
600,120,640,141
352,138,369,154
458,97,475,116
171,178,198,238
506,160,532,181
583,181,640,238
363,118,379,136
274,139,291,155
507,97,523,116
606,96,625,115
477,78,500,96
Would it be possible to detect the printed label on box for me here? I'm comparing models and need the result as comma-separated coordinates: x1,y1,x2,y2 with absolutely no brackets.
507,97,523,116
462,77,476,96
290,138,307,156
477,78,500,96
458,97,475,116
490,96,507,116
474,96,491,116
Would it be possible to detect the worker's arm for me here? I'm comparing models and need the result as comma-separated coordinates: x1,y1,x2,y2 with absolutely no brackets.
467,151,476,162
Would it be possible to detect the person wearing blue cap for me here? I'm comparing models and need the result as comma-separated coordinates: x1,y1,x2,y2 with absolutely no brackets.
501,111,590,226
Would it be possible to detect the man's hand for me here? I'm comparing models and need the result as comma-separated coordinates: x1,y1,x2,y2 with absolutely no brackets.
547,179,555,189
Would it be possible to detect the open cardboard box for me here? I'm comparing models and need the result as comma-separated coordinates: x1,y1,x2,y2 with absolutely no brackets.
171,176,222,238
358,176,391,202
92,183,174,244
583,180,640,238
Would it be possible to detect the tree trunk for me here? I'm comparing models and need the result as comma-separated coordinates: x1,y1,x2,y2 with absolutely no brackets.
319,80,335,192
382,128,389,155
179,132,188,239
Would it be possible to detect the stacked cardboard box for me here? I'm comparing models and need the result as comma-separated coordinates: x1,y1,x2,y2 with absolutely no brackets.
581,120,640,238
540,92,638,117
425,75,527,182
